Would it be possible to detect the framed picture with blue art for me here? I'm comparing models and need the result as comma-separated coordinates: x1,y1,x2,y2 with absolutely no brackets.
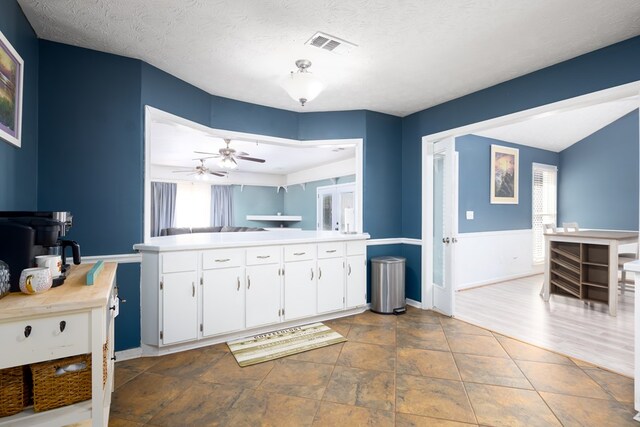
0,30,24,148
490,144,519,204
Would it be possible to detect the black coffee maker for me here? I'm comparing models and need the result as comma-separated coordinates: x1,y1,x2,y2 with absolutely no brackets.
0,211,81,292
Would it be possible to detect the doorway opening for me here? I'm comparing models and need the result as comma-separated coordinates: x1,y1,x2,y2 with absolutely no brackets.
316,182,356,232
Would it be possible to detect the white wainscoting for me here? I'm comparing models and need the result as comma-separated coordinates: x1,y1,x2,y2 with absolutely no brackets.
455,229,542,290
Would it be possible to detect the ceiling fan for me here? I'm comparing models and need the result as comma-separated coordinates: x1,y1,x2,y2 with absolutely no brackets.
195,139,266,170
172,158,229,177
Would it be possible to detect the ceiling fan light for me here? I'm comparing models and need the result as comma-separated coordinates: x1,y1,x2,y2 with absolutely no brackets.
219,156,238,170
281,60,325,106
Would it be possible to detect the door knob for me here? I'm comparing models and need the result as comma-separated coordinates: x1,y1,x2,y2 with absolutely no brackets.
452,237,457,243
442,237,450,244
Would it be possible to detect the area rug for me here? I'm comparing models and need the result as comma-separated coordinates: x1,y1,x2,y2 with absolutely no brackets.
227,322,347,367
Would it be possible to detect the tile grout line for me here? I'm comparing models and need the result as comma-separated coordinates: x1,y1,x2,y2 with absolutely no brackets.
493,329,565,426
439,315,479,426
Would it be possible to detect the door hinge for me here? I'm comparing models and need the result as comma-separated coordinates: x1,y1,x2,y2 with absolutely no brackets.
343,297,345,303
200,277,203,285
160,331,163,340
200,324,203,332
160,280,163,290
278,308,282,316
282,268,285,276
282,308,285,316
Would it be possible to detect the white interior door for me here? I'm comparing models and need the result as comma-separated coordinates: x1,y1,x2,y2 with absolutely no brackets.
429,138,457,316
317,184,356,232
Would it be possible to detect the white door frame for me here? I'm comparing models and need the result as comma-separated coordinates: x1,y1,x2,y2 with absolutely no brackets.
316,182,356,231
420,80,640,311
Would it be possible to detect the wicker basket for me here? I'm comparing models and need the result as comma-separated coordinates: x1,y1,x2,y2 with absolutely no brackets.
30,354,92,412
103,338,109,387
0,366,25,417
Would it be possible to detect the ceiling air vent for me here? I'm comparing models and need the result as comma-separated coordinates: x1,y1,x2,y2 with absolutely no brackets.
305,32,357,55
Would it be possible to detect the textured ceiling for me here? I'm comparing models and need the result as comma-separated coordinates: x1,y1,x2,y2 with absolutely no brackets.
17,0,640,116
475,98,639,152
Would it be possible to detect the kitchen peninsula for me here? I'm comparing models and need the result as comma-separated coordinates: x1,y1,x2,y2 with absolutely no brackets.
134,230,369,355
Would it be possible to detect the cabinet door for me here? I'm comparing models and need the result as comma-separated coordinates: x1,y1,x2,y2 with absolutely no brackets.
346,255,367,308
284,260,317,321
202,267,245,337
246,264,281,328
317,258,345,313
162,271,198,345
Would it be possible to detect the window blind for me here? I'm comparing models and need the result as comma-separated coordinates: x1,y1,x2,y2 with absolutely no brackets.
532,164,557,263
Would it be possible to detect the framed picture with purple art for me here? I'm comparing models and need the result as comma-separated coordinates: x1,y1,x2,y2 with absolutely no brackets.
490,144,519,204
0,30,24,148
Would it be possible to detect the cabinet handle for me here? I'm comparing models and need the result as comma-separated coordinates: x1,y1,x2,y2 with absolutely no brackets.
319,267,322,279
59,321,66,332
24,325,32,338
348,264,352,276
237,277,240,291
326,249,337,253
247,276,251,289
294,252,306,256
215,258,230,262
192,282,195,297
257,255,271,259
311,268,314,280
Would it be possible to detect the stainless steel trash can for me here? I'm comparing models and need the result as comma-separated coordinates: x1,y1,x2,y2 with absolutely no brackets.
370,256,406,315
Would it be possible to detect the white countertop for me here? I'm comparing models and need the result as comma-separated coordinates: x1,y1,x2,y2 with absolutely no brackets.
624,259,640,272
134,230,370,252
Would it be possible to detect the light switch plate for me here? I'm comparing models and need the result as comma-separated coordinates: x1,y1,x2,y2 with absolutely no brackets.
466,211,474,220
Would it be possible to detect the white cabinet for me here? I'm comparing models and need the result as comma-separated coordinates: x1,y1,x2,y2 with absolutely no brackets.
317,257,345,313
284,260,317,321
137,236,369,351
162,271,198,345
346,255,367,308
202,267,245,337
246,264,282,328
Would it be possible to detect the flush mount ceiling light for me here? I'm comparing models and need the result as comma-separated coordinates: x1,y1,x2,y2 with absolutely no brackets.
281,59,325,107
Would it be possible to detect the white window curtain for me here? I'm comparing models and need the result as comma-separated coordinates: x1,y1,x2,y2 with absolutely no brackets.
175,182,211,228
532,163,558,263
151,181,177,237
211,185,234,227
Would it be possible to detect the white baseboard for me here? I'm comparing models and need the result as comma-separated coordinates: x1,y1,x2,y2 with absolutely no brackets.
115,346,143,361
406,298,422,308
457,267,543,291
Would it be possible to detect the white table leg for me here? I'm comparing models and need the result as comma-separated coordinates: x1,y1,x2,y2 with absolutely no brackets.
609,241,618,317
542,237,551,301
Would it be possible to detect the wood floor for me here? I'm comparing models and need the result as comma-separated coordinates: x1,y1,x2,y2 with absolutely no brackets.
455,274,634,377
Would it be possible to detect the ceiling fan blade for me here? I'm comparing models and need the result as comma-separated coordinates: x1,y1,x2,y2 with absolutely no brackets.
194,151,219,156
237,155,266,163
192,156,219,160
171,170,192,173
237,151,249,156
209,171,228,177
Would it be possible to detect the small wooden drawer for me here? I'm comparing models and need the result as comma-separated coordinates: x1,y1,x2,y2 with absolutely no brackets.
0,311,90,368
346,241,366,256
318,242,345,259
202,249,244,270
246,246,281,265
162,252,197,273
284,244,316,262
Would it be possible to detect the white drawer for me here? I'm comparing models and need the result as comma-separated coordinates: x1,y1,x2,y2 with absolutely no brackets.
246,246,281,265
162,252,197,273
347,241,366,256
318,242,345,259
0,311,91,368
202,249,244,270
284,244,316,262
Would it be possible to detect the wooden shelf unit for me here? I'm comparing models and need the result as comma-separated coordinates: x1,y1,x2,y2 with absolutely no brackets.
549,241,609,304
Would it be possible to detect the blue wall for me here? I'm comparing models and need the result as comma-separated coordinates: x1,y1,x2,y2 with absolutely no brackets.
558,111,639,230
457,135,559,233
0,1,38,210
283,175,355,230
232,185,284,228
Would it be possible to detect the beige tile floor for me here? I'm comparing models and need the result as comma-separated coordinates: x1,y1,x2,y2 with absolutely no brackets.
109,307,637,426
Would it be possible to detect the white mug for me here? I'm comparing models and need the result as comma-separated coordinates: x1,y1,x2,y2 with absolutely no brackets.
19,267,52,294
35,255,62,278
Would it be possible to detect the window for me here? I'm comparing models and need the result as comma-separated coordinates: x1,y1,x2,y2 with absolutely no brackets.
175,182,211,228
532,163,557,263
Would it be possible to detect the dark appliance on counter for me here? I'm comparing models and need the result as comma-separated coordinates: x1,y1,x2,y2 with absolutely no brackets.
0,211,81,292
